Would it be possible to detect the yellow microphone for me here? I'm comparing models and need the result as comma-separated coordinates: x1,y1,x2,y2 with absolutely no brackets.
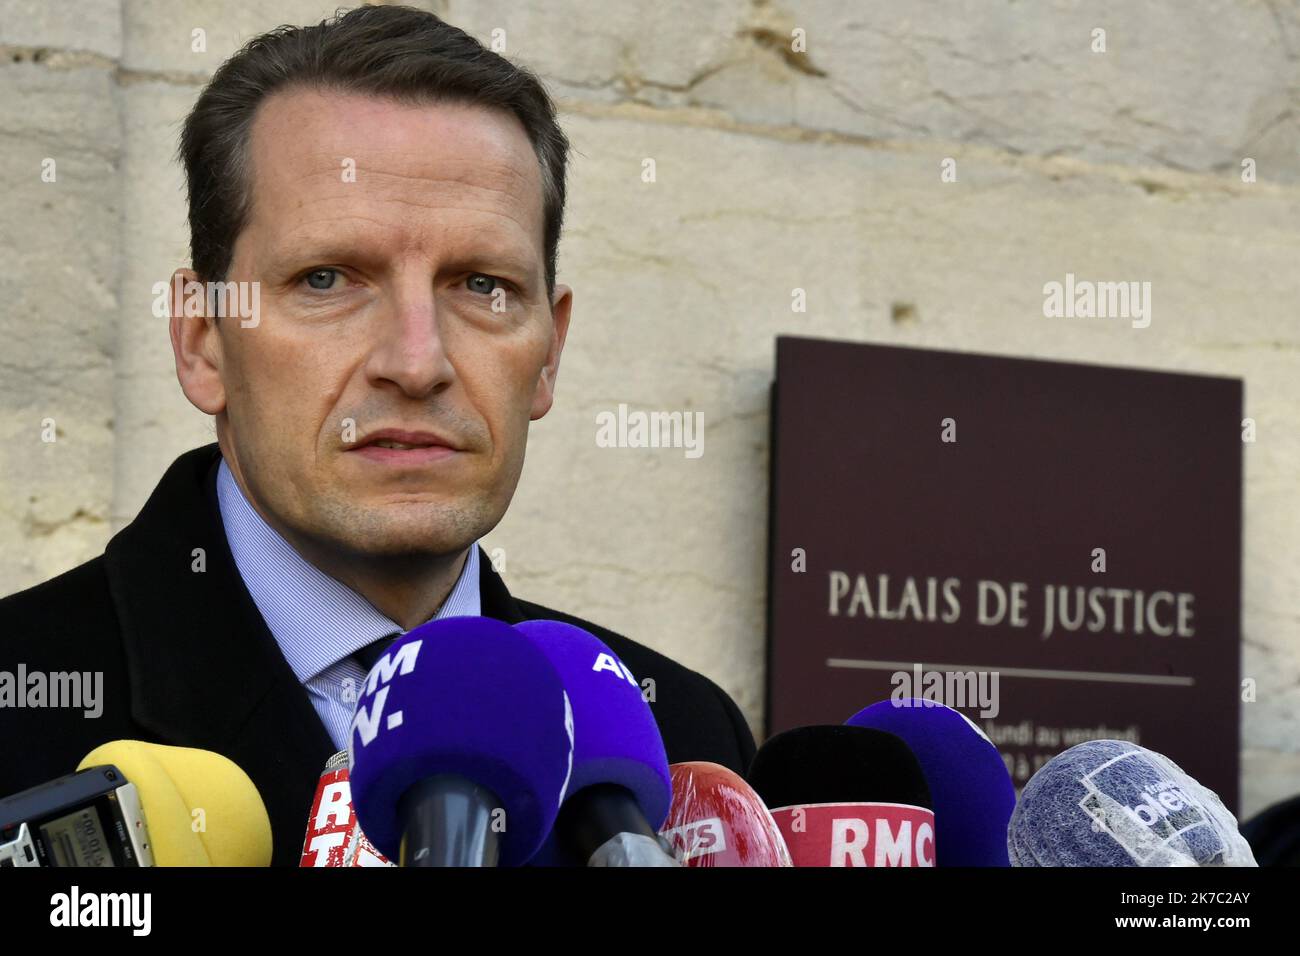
77,741,272,867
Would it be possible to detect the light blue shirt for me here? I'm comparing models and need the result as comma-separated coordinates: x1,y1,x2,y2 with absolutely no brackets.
215,459,481,749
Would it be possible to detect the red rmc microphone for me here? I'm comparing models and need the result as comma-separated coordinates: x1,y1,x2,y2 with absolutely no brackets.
767,802,935,867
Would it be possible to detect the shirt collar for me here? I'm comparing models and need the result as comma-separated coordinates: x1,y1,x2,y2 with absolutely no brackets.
215,458,481,683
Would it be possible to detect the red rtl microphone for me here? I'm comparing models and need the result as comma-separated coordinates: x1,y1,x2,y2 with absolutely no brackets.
659,762,792,866
300,751,392,868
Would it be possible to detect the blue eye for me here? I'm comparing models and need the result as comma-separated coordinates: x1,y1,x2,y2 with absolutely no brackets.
305,268,339,290
467,274,498,295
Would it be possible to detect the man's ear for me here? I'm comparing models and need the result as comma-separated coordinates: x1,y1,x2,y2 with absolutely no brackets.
530,283,572,421
169,268,227,415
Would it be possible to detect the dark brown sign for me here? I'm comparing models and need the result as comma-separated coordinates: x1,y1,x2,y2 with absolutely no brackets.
766,336,1243,810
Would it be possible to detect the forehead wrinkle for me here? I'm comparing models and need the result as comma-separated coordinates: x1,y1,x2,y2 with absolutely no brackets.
261,207,542,272
280,149,537,193
259,161,536,212
253,162,543,255
269,196,541,243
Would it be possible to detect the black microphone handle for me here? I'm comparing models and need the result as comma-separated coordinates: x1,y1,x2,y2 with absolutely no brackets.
556,783,657,864
397,774,502,867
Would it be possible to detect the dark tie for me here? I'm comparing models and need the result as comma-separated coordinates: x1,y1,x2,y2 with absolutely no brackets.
353,632,402,674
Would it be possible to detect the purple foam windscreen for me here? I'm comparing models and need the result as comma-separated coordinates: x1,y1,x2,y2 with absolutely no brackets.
347,616,574,866
514,619,671,865
846,698,1015,866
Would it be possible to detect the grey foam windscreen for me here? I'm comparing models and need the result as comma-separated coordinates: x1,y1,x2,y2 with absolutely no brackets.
1008,740,1256,867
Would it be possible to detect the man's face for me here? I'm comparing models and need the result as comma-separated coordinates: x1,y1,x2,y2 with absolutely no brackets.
185,88,569,558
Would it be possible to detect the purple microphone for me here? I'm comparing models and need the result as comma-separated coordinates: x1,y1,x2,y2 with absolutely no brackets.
515,619,675,866
846,698,1015,866
348,616,574,867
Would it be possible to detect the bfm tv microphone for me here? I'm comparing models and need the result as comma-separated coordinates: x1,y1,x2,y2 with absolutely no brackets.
1008,739,1257,867
748,725,935,867
300,751,391,867
348,616,574,867
846,697,1016,866
515,620,677,867
0,740,271,867
659,761,792,866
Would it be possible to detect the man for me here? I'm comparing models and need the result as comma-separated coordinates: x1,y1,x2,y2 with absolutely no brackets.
0,6,754,866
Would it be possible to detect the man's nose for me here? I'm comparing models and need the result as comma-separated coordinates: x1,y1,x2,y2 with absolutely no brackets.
364,283,455,398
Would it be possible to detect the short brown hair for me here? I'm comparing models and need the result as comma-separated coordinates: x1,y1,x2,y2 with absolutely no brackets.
178,4,570,295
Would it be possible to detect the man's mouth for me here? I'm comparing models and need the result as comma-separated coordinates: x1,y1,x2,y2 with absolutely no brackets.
350,428,463,465
371,439,431,450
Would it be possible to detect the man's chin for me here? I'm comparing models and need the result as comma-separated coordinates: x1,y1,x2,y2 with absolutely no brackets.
319,503,493,559
333,531,479,561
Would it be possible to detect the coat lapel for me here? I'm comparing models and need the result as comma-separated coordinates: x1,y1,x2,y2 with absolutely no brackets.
103,444,335,866
477,547,526,624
